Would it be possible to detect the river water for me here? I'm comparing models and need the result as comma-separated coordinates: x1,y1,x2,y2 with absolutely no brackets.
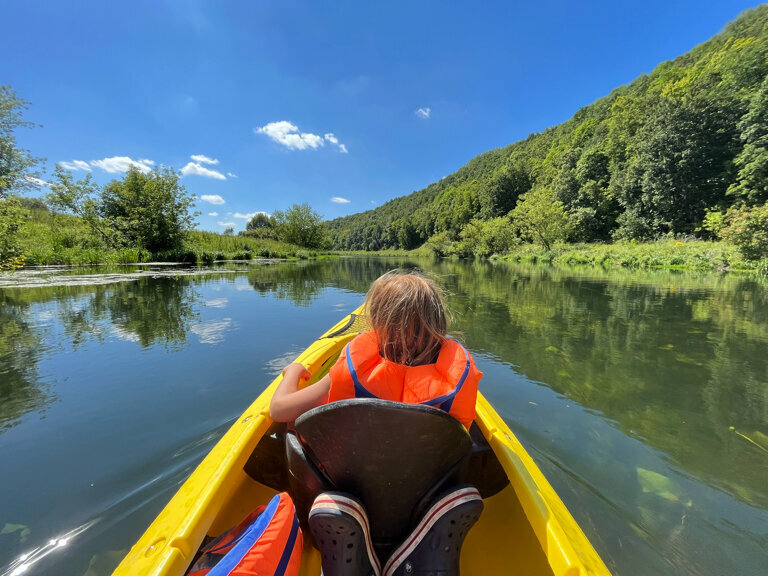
0,258,766,576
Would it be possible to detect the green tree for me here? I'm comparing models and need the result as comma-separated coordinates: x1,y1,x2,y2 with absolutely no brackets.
478,164,531,218
613,95,740,239
0,196,26,269
247,212,273,230
272,203,327,248
100,167,198,252
721,202,768,260
0,87,42,268
511,187,571,250
392,218,419,250
0,86,42,197
48,166,118,247
474,217,519,257
728,77,768,203
424,230,454,257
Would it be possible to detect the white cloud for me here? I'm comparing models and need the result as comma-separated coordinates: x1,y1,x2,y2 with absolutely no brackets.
200,194,225,205
324,133,348,153
331,197,350,204
233,212,265,220
265,348,304,376
112,326,140,343
25,176,51,187
181,162,226,180
415,107,431,119
256,121,324,150
190,318,233,345
58,160,91,172
205,298,228,308
190,154,219,165
217,221,235,227
227,172,238,178
256,121,347,153
208,212,219,216
91,156,154,173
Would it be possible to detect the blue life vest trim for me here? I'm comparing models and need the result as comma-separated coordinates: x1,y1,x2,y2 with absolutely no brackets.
346,345,377,399
207,493,281,575
419,340,470,412
274,511,301,576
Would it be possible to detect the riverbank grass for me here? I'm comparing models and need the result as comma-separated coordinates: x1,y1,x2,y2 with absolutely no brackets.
494,240,766,273
17,208,331,265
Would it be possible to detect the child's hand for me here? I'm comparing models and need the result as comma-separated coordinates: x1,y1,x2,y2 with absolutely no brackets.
282,362,311,382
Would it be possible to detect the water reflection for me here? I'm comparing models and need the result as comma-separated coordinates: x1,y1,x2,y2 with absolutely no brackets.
248,257,768,508
428,261,768,509
1,259,766,576
0,276,205,432
2,519,99,576
0,294,54,433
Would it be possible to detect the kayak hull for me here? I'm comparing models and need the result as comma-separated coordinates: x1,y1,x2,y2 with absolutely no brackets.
113,308,610,576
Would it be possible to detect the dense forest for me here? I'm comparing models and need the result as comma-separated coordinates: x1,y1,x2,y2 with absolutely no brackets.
326,6,768,257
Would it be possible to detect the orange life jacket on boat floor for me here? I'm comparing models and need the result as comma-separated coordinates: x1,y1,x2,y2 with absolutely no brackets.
187,492,302,576
328,331,482,429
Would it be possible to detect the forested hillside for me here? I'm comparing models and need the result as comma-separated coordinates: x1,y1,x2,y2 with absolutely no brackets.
327,6,768,254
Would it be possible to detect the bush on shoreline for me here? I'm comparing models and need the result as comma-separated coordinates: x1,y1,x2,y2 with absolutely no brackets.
492,239,765,273
13,207,333,266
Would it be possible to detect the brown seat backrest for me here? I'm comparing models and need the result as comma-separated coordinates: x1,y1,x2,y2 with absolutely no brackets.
294,398,472,543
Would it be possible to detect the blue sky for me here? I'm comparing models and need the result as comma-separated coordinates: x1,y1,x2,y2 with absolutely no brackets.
1,1,760,231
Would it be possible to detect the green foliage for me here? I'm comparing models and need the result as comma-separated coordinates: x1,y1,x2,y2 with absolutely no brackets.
511,187,571,250
0,196,26,269
325,6,768,255
700,208,727,239
612,94,741,239
477,163,531,218
240,227,278,240
242,211,277,240
48,166,118,247
272,203,327,248
48,166,198,253
498,239,752,272
100,167,197,252
424,230,454,257
0,86,43,197
728,76,768,203
721,202,768,260
451,217,519,258
246,212,274,230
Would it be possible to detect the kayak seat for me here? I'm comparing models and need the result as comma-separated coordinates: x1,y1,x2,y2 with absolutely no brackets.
289,398,474,555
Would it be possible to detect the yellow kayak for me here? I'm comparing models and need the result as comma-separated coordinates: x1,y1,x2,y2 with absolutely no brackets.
113,307,611,576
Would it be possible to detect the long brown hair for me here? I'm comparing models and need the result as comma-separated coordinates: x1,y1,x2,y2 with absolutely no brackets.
365,269,448,366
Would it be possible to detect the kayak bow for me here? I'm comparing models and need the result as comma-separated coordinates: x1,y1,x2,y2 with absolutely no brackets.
113,307,610,576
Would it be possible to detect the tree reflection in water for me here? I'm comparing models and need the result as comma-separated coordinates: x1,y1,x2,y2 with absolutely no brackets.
249,257,768,509
0,276,204,432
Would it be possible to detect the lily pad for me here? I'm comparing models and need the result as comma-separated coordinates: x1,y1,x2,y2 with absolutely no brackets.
83,550,128,576
1,523,31,543
637,467,683,503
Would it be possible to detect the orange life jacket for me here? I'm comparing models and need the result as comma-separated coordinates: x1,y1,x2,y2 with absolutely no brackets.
328,331,482,429
187,492,302,576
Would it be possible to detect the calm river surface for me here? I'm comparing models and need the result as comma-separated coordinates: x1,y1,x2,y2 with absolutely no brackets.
1,258,766,576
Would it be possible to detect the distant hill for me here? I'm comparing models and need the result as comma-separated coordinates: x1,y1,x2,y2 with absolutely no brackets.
327,6,768,251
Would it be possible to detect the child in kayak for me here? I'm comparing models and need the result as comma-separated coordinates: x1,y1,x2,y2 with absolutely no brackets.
270,269,483,576
270,269,482,427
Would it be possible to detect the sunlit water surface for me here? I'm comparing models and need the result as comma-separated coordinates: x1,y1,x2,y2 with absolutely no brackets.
1,259,766,576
